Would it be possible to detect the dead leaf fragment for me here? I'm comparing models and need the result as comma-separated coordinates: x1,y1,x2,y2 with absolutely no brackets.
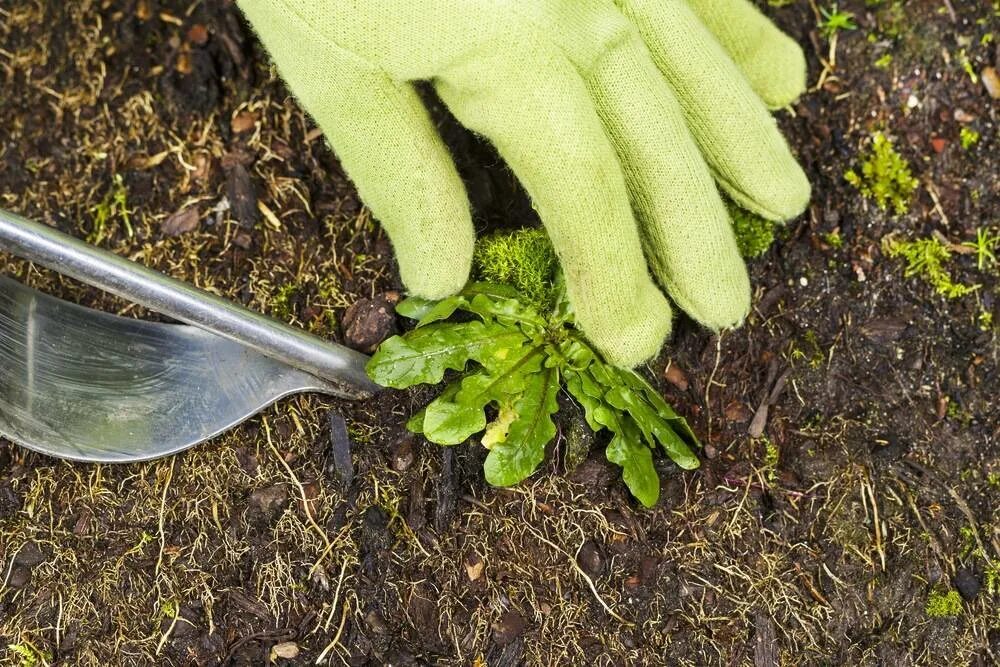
465,553,484,581
161,207,200,237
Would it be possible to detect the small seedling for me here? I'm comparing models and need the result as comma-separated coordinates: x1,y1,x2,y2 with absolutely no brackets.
959,127,980,150
845,132,919,215
962,227,998,270
884,236,979,299
819,5,857,39
89,173,133,244
874,53,893,69
367,231,700,507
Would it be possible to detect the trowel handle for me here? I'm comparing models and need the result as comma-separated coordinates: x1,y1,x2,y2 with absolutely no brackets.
0,208,379,398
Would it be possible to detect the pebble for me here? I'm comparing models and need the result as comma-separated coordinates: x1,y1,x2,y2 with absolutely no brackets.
343,295,397,353
663,363,689,392
954,568,981,601
577,540,605,578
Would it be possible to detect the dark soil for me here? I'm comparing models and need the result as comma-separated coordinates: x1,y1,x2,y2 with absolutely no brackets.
1,1,998,665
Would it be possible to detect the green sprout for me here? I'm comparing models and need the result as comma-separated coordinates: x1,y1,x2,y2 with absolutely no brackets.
962,227,998,270
884,236,979,299
819,5,857,38
959,127,980,150
874,53,894,69
845,132,919,215
89,173,133,243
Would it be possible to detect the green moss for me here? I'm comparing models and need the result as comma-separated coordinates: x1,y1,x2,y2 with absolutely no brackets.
728,203,780,258
473,228,558,310
845,132,919,215
925,589,962,618
884,236,979,299
271,283,300,321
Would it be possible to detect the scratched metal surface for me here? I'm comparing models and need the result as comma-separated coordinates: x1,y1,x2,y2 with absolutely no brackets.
0,276,342,462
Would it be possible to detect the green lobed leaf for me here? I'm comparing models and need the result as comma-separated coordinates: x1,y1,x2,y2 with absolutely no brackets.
366,320,527,389
483,366,560,487
466,293,546,330
394,296,437,321
412,296,470,327
564,369,603,432
606,420,660,508
603,376,699,471
615,368,699,444
423,346,544,446
423,391,487,445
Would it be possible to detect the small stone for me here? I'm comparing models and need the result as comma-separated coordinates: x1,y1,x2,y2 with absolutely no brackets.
392,436,416,472
703,442,718,459
981,67,1000,99
233,231,252,250
186,24,209,46
364,610,389,635
343,295,397,353
14,541,46,566
953,108,977,124
8,564,31,589
270,642,300,661
663,363,689,392
577,540,604,578
953,568,981,601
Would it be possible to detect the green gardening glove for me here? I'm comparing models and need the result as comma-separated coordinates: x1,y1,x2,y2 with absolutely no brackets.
237,0,810,367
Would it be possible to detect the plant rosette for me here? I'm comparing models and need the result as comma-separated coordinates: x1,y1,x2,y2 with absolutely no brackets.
366,280,700,508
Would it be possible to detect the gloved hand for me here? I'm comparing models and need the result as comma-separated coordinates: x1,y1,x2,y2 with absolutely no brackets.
237,0,810,367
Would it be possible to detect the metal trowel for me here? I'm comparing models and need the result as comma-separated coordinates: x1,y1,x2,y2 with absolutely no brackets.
0,208,379,463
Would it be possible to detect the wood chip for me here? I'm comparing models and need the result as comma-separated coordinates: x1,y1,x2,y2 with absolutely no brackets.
225,163,259,228
327,412,354,490
982,66,1000,99
160,207,199,237
230,110,256,134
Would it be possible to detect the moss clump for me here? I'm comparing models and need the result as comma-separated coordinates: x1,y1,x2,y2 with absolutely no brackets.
473,228,558,310
883,236,979,299
925,589,962,618
728,203,780,258
845,132,919,215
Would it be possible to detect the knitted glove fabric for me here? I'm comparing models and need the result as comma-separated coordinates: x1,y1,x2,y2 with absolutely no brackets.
237,0,810,367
